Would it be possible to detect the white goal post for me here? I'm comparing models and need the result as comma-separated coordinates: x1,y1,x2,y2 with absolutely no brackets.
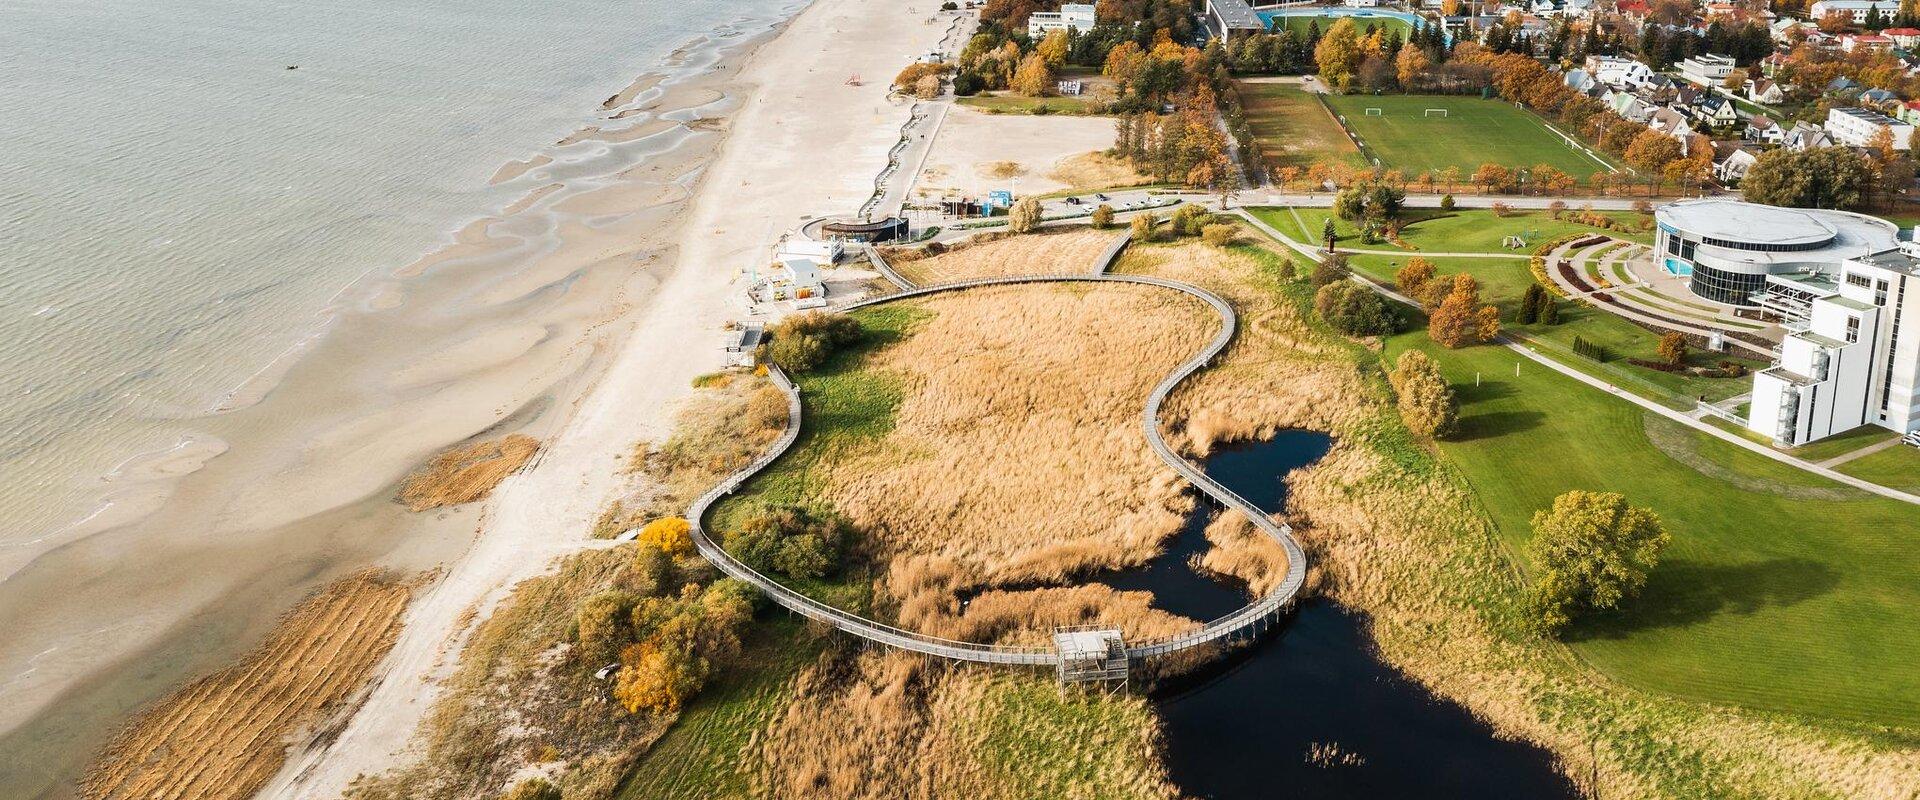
1423,108,1449,117
1364,107,1383,116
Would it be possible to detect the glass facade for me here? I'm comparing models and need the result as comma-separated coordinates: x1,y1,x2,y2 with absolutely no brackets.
1689,262,1768,305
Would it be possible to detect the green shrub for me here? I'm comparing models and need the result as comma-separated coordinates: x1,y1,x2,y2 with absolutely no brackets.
765,311,863,373
725,506,850,579
1314,281,1397,337
1309,253,1351,288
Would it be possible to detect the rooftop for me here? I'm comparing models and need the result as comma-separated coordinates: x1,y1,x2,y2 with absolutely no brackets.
1854,245,1920,276
1207,0,1266,29
1658,199,1838,247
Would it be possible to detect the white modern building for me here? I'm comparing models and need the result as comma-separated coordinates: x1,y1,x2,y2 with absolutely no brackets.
1653,198,1899,313
1678,54,1737,87
1586,55,1654,89
1809,0,1894,23
1749,243,1920,446
1824,106,1915,151
1027,3,1096,38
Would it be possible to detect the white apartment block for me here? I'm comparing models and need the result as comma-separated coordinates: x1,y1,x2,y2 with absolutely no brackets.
1751,244,1920,446
1825,106,1915,150
1810,0,1894,23
1678,54,1737,87
1028,3,1096,38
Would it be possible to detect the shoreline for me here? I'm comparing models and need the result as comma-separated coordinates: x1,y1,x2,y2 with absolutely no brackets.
259,0,961,793
0,5,809,796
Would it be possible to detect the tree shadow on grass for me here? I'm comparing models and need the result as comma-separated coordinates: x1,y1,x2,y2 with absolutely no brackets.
1452,410,1544,441
1565,558,1841,641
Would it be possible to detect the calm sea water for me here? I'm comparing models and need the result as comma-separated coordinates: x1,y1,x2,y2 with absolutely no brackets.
0,0,788,551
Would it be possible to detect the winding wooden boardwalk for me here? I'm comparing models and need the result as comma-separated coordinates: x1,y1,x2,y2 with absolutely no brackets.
686,231,1306,665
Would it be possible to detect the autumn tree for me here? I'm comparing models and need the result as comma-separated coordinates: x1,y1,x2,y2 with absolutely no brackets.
1624,130,1683,195
1525,491,1670,634
1036,29,1070,68
1428,274,1501,348
576,590,642,667
503,778,563,800
1474,162,1516,193
1202,223,1236,247
1011,53,1053,97
1395,44,1432,89
1091,203,1115,228
1741,146,1874,209
1316,18,1365,89
638,516,694,558
1008,196,1043,233
1657,332,1688,365
1131,211,1157,242
1397,257,1437,296
1392,349,1459,439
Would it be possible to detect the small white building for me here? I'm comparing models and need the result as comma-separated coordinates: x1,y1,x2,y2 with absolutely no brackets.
1678,54,1737,87
1344,0,1382,7
768,257,825,301
1714,145,1760,184
1825,106,1915,150
1747,78,1786,105
1750,243,1920,446
778,234,844,263
1027,3,1096,38
1586,55,1654,89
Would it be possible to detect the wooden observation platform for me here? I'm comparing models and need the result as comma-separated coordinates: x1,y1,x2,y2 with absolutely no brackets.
1053,626,1128,694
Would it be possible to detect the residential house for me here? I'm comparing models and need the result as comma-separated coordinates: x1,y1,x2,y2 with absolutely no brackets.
1587,55,1654,89
1747,78,1786,104
1679,54,1738,86
1885,26,1920,48
1785,120,1836,150
1714,142,1761,184
1648,107,1695,150
1861,87,1902,108
1825,105,1916,149
1564,68,1600,95
1826,76,1865,98
1693,94,1742,128
1843,33,1896,53
1605,89,1655,122
1771,18,1813,43
1897,100,1920,125
1746,114,1785,142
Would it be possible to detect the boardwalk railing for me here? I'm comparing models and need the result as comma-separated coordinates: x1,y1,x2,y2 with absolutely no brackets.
689,242,1310,665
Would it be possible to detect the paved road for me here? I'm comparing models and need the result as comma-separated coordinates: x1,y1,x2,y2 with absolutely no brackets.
1228,206,1920,508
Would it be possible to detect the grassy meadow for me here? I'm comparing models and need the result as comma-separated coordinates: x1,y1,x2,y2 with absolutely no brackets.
1383,321,1920,727
1322,93,1616,177
1234,81,1366,171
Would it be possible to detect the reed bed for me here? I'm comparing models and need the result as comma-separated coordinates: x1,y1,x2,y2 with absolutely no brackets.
886,228,1118,285
399,434,540,511
749,650,1177,800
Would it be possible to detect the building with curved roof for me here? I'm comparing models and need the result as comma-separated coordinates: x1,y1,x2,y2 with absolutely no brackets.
1654,198,1900,309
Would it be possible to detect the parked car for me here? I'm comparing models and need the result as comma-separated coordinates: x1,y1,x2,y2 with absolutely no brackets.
1095,193,1110,201
1904,430,1920,448
1065,196,1081,205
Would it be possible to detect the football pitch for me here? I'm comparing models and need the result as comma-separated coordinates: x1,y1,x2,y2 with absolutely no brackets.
1322,94,1617,179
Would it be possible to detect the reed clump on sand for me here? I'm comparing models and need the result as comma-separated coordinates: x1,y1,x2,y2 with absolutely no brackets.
605,373,789,531
83,570,412,800
884,227,1119,285
1121,231,1920,797
749,649,1178,800
399,434,540,511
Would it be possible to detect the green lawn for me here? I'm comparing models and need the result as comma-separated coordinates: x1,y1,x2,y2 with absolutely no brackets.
1322,94,1617,179
1260,206,1653,253
1235,81,1366,170
1836,441,1920,492
1789,425,1899,462
1380,322,1920,728
616,617,822,800
1267,14,1412,39
957,93,1103,115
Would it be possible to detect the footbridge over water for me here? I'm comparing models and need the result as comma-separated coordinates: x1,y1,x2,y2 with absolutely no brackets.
686,228,1308,669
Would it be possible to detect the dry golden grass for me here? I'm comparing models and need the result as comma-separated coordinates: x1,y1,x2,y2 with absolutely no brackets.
811,282,1214,644
1046,151,1152,191
1121,233,1920,797
83,570,412,800
616,374,788,525
750,650,1177,800
398,433,540,511
887,228,1120,285
1194,509,1291,597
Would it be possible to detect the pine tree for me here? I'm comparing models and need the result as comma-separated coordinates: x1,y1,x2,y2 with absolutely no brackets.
1519,283,1546,324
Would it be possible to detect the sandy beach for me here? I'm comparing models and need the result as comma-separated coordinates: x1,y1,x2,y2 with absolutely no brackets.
0,4,825,797
255,0,955,795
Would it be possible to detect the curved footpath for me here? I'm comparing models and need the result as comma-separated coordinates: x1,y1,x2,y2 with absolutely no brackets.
687,233,1307,666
